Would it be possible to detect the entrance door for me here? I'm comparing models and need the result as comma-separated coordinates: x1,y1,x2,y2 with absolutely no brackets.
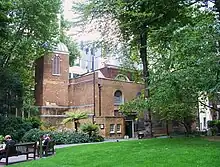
125,120,133,138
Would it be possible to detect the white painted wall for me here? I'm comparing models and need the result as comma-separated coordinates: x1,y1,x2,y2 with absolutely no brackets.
198,93,213,130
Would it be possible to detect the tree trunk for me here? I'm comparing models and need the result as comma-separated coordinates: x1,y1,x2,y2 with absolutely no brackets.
74,121,78,132
216,0,220,120
140,26,152,138
166,120,169,136
182,121,192,137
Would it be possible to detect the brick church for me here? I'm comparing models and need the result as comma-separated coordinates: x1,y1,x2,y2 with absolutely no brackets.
35,42,184,138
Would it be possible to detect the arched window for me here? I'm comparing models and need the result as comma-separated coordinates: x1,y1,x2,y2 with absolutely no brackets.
52,54,60,75
114,90,123,105
115,74,130,81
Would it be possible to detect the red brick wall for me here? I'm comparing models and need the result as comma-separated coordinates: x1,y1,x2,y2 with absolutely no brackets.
68,73,144,117
95,117,125,138
100,67,119,79
35,52,69,106
100,66,132,80
68,73,97,106
98,78,144,116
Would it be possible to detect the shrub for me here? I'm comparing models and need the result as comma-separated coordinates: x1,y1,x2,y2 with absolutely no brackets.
25,117,42,129
207,120,215,128
21,129,46,142
80,123,99,137
90,135,104,142
22,129,104,144
0,116,37,142
207,120,220,135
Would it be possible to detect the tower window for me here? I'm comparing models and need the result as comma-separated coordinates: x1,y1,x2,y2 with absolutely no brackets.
52,54,60,75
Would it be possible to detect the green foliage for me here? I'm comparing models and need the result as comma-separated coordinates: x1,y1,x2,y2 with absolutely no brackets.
59,13,80,66
62,111,88,124
208,120,216,128
0,69,23,115
25,117,42,129
80,123,99,137
0,116,40,141
0,0,62,117
60,36,80,66
119,6,220,134
208,120,220,129
75,0,200,137
207,120,220,135
90,135,104,142
22,129,104,144
0,135,4,144
62,110,88,132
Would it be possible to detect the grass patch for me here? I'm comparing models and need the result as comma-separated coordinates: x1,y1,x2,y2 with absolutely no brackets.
12,137,220,167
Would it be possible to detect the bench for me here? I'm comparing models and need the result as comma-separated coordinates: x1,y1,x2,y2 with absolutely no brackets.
0,142,37,165
44,141,55,156
37,140,55,157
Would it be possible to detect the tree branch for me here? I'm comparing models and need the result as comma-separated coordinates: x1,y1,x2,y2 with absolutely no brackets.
198,100,220,112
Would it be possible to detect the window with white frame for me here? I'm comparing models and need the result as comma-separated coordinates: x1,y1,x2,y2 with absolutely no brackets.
52,54,60,75
116,124,121,133
110,124,115,133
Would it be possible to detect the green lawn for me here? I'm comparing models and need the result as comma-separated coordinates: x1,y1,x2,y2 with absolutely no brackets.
12,138,220,167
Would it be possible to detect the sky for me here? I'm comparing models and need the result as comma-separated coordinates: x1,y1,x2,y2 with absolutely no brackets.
62,0,100,42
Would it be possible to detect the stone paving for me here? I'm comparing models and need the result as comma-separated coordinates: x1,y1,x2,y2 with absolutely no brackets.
0,138,138,166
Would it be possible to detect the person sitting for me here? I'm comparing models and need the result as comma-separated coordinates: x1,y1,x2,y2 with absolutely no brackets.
42,134,51,146
0,135,16,160
37,134,51,156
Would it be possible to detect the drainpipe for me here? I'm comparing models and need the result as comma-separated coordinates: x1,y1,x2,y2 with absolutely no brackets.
98,84,102,116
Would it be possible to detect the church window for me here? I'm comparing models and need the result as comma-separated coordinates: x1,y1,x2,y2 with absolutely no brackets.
52,54,60,75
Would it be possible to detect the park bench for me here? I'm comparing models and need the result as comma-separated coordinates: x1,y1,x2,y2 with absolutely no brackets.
0,142,37,165
37,140,55,157
44,140,55,156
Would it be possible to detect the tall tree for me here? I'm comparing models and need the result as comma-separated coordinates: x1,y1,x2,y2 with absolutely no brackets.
120,6,219,133
74,0,192,137
0,0,62,116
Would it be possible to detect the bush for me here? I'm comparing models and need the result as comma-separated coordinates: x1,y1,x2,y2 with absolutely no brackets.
25,117,41,129
215,120,220,130
207,120,220,135
208,120,215,128
0,116,38,142
80,123,99,137
21,129,46,142
90,135,104,142
22,129,104,144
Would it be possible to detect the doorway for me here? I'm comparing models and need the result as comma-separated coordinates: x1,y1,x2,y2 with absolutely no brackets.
125,120,133,138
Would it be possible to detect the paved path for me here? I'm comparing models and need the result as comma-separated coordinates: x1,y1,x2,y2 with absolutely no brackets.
55,138,138,149
0,138,138,166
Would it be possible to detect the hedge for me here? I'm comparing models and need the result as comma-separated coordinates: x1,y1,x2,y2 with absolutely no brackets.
22,129,104,144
